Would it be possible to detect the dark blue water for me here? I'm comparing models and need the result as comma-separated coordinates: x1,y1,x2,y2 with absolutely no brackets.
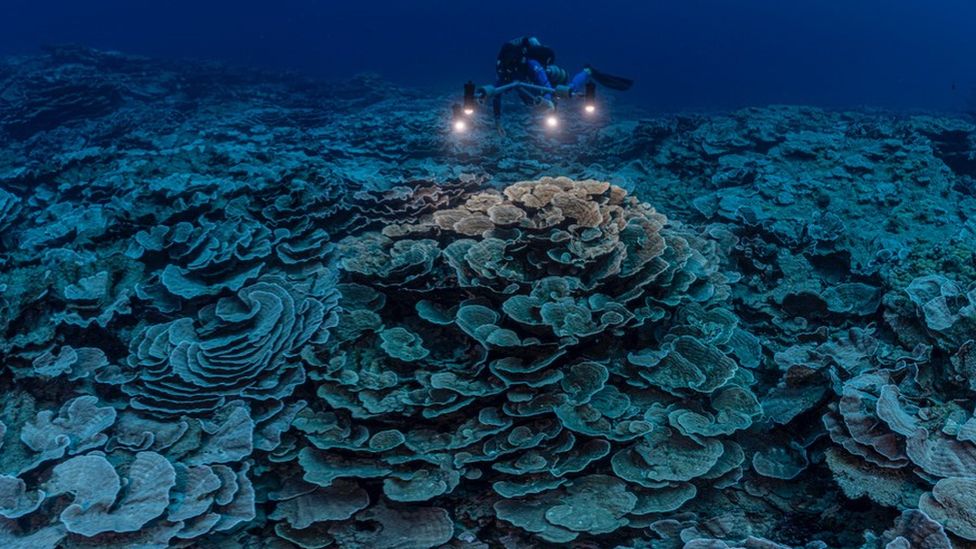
3,0,975,112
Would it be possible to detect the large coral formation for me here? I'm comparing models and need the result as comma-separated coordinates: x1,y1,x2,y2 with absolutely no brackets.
2,46,976,548
285,177,757,545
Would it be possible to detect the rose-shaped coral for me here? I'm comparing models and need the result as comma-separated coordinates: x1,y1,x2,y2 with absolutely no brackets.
284,177,758,544
123,276,330,414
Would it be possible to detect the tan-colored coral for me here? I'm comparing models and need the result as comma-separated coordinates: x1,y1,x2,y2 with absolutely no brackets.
487,204,527,226
464,191,505,212
432,208,470,230
551,194,603,228
452,213,495,236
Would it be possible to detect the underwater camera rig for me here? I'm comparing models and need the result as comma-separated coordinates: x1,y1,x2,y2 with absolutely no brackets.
451,79,597,133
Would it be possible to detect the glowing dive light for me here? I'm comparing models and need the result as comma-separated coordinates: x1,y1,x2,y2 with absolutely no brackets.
545,114,559,128
583,81,596,115
451,104,468,133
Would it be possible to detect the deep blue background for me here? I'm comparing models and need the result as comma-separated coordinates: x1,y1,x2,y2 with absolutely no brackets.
3,0,975,112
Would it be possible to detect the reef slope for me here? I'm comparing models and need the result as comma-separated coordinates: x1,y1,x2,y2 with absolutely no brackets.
1,46,976,548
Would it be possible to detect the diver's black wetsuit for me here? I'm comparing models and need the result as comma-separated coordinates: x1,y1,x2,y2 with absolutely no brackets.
490,36,633,133
492,36,589,123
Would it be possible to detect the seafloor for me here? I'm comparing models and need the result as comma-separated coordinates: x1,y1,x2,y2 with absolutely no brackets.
1,45,975,549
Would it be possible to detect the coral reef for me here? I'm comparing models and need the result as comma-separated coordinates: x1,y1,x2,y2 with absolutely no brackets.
1,45,976,547
301,176,755,545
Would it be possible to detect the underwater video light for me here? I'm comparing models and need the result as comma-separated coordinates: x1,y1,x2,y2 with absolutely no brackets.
463,81,476,115
583,81,596,114
545,114,559,128
451,104,467,133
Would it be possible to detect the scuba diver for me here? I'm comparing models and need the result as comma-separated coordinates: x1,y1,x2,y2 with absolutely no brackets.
493,35,633,136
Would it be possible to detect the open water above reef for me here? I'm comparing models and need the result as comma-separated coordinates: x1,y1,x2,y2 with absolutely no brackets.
1,46,976,548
